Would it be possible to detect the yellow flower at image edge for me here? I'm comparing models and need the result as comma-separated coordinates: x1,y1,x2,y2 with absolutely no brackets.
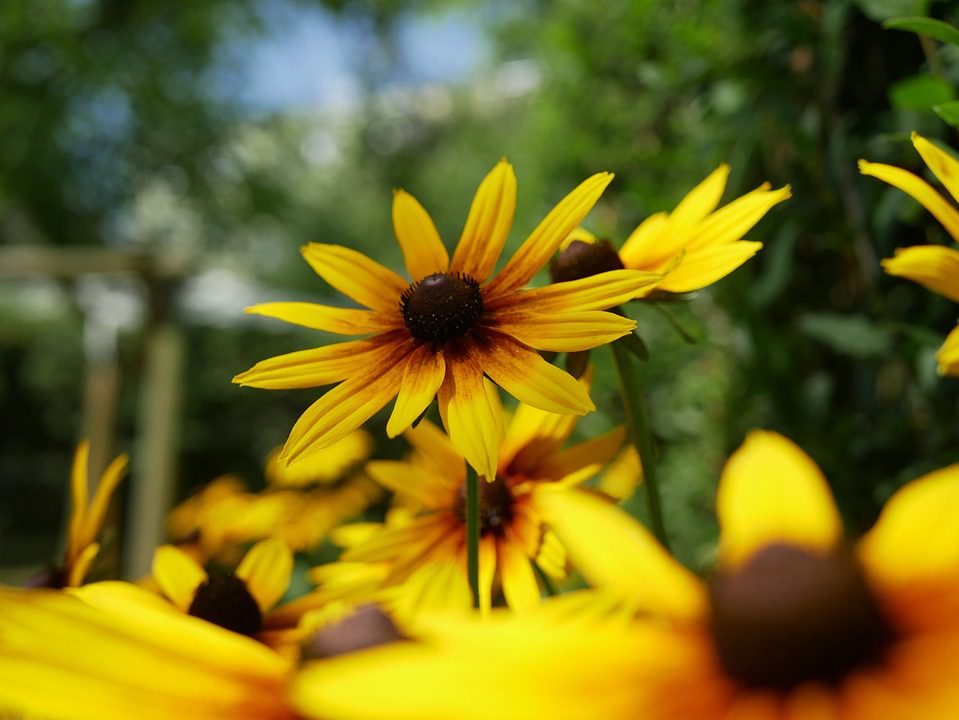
234,161,663,479
860,132,959,377
293,432,959,720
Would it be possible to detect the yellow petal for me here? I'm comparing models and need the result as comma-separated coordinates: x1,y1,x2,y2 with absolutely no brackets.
858,464,959,586
366,460,454,509
560,226,598,249
386,345,445,437
476,333,594,415
684,184,790,253
656,240,763,293
717,430,842,568
597,446,643,501
493,310,636,352
939,324,959,376
81,452,128,551
487,172,615,296
67,541,100,588
266,429,373,487
236,538,293,612
478,536,497,617
667,163,730,239
437,354,501,481
912,132,959,206
233,337,402,390
859,159,959,241
881,244,959,303
450,159,517,283
497,268,662,313
392,189,450,280
499,534,541,611
67,441,90,565
538,426,626,485
152,545,208,611
404,418,466,482
301,243,408,313
618,211,671,269
245,302,400,335
535,488,705,620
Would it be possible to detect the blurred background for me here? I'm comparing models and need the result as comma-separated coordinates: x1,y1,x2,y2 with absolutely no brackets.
2,0,958,581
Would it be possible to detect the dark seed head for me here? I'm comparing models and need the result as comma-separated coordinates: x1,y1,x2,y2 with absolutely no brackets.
454,475,514,536
187,574,263,637
708,543,894,690
549,239,624,283
401,272,484,344
301,604,407,660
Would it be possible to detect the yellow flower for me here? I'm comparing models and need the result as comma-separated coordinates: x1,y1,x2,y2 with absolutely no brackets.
265,429,374,488
151,538,293,641
0,583,296,720
294,431,959,719
860,133,959,376
31,441,128,588
234,161,661,479
315,385,625,620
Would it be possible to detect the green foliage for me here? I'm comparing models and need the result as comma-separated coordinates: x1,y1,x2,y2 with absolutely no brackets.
884,16,959,46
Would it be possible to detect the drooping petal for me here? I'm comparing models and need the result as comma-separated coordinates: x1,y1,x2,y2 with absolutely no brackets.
666,163,730,239
683,184,791,253
392,190,449,280
450,159,517,283
912,132,959,206
152,545,208,611
301,243,408,313
491,310,636,352
386,345,446,437
486,172,615,296
717,431,842,568
859,160,959,242
245,302,400,335
365,460,453,509
498,533,541,611
236,539,293,613
656,241,763,294
475,333,594,416
500,396,579,473
81,453,129,551
492,268,662,313
437,352,501,481
233,335,407,390
939,325,959,376
535,488,706,620
881,244,959,303
858,464,959,587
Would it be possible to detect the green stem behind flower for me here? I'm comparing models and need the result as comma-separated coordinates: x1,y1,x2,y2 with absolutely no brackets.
610,339,671,551
465,465,480,608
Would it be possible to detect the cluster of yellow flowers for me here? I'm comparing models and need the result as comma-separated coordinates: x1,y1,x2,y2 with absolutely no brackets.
2,135,958,720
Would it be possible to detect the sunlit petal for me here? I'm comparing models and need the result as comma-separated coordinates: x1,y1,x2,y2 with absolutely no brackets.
450,159,517,283
392,189,449,280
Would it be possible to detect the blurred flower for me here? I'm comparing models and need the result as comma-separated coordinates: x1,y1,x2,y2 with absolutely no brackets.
265,429,374,488
860,133,959,376
29,441,128,588
314,380,625,620
234,160,661,480
295,431,959,719
551,165,790,294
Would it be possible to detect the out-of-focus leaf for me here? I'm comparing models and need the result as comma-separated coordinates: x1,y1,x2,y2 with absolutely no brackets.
855,0,929,23
933,100,959,127
798,313,893,359
889,74,955,111
883,16,959,47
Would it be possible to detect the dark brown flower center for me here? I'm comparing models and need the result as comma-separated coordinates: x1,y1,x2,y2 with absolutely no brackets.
708,543,894,690
454,475,514,536
401,272,484,344
188,574,263,637
549,239,624,283
301,604,407,660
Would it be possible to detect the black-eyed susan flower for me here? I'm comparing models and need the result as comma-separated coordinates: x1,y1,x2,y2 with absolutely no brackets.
551,165,790,293
0,583,297,720
860,133,959,376
315,388,625,619
30,441,128,588
234,161,661,480
295,431,959,719
151,538,293,639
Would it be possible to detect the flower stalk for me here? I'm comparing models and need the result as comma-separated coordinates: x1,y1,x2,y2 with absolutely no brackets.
610,339,670,551
465,465,480,608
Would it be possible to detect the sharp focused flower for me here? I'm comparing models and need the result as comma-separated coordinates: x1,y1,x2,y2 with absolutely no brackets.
234,161,661,479
314,385,625,620
294,431,959,719
29,441,128,588
860,133,959,376
550,164,790,294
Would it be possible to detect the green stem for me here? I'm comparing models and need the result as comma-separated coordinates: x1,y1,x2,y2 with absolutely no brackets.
465,465,480,608
610,340,670,551
532,562,557,597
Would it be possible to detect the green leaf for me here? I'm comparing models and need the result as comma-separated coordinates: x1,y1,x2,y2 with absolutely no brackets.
855,0,928,23
798,313,892,360
889,74,955,111
934,100,959,128
884,16,959,47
